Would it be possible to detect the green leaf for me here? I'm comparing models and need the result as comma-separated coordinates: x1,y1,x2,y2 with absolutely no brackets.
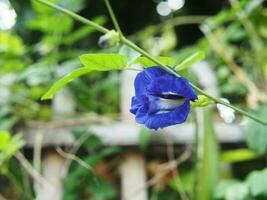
119,45,141,64
80,53,127,70
0,132,24,162
175,51,205,71
244,104,267,154
138,127,151,151
221,148,258,163
246,167,267,197
134,56,176,68
87,176,116,199
195,108,219,200
168,170,193,193
41,67,91,100
0,131,11,150
214,180,249,200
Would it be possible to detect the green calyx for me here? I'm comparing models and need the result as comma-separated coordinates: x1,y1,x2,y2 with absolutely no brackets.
190,95,214,108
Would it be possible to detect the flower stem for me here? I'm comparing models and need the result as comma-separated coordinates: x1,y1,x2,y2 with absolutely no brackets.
103,0,123,36
34,0,267,127
34,0,109,34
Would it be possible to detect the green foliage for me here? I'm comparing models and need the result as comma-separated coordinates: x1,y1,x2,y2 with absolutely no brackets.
245,104,267,154
221,149,259,163
175,51,205,71
168,170,194,194
138,127,151,151
80,53,127,70
64,130,121,200
215,167,267,199
42,68,91,100
134,56,176,68
0,131,25,165
246,168,267,197
195,108,219,200
42,53,127,100
119,45,141,64
214,180,249,200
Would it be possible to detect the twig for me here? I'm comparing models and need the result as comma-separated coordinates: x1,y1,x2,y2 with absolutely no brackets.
103,0,123,36
56,147,94,173
125,146,192,200
15,152,52,189
166,138,189,200
33,133,43,195
58,132,94,178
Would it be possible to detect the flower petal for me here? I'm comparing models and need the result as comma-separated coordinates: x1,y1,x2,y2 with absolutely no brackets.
144,100,191,130
146,75,197,101
130,96,140,114
135,96,149,123
134,66,167,96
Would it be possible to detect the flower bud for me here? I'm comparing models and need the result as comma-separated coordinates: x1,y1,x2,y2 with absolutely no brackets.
98,30,119,48
216,98,235,123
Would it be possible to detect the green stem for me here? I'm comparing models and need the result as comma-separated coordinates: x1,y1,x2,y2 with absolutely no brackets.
103,0,123,36
34,0,267,127
35,0,109,34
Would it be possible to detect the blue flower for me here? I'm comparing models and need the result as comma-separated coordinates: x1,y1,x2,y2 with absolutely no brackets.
130,66,197,130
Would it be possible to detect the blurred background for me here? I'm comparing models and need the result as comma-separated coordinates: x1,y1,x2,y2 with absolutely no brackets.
1,0,267,199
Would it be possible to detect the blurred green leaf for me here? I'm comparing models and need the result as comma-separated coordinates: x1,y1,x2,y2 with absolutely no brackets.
0,131,25,163
244,104,267,154
63,16,106,45
245,0,265,14
73,129,103,149
138,127,151,151
221,148,258,163
175,51,205,71
119,45,141,64
134,56,176,68
246,167,267,197
0,131,11,150
80,54,127,70
0,32,25,55
195,108,219,200
42,67,91,100
87,176,116,200
29,14,73,33
214,180,249,200
168,170,193,193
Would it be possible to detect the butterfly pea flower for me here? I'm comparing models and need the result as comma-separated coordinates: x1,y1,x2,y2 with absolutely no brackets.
130,66,197,130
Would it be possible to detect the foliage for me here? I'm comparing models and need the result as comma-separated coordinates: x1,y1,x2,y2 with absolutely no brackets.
215,167,267,200
195,108,219,200
245,104,267,154
0,131,24,168
1,0,267,199
63,129,121,200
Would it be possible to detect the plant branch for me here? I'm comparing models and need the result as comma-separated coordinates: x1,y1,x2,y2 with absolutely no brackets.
34,0,267,127
35,0,109,34
103,0,123,36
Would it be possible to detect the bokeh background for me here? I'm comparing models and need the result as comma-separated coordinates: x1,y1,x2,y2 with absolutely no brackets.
1,0,267,200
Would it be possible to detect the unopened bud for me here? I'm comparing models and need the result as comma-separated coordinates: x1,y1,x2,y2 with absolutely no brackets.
98,30,119,48
216,98,235,123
